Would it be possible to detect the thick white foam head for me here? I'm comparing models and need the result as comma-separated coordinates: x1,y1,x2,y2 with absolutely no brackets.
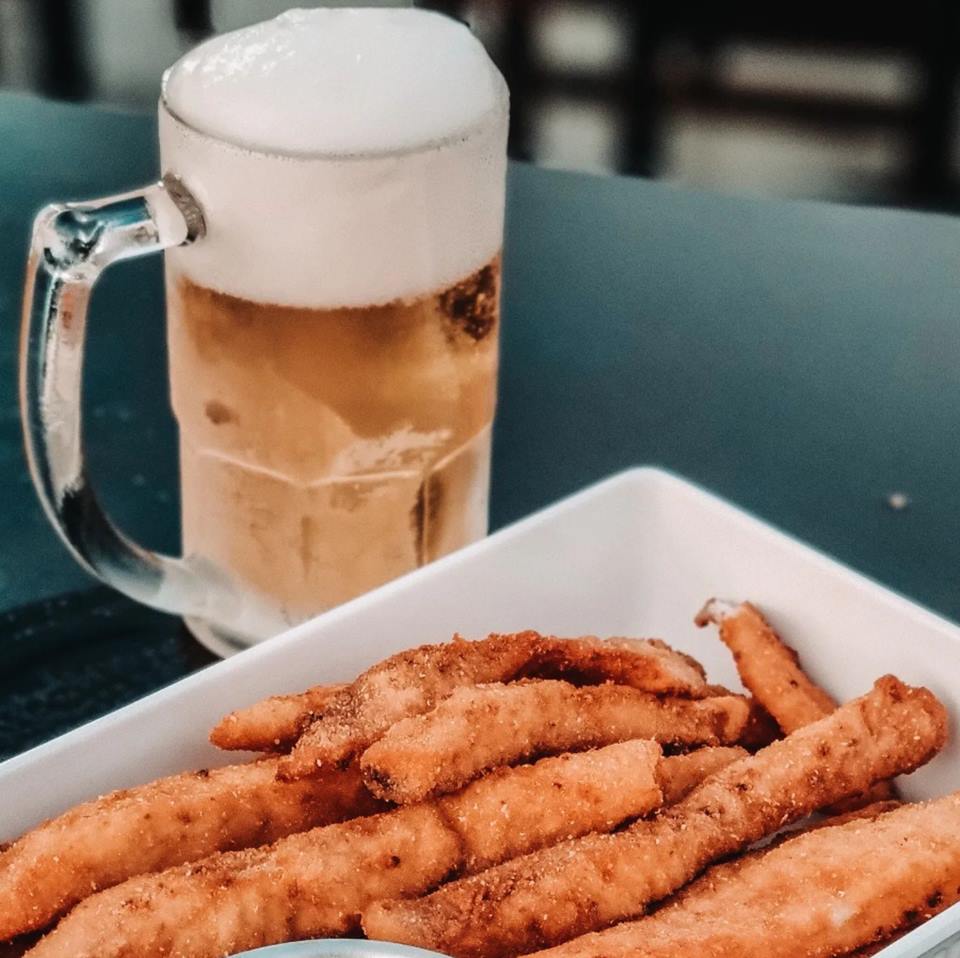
163,7,504,156
158,8,508,307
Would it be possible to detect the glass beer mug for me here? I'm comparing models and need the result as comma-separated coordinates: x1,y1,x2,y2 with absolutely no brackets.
19,9,509,655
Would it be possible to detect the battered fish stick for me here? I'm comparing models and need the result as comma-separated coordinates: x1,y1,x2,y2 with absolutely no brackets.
361,681,750,803
209,684,346,752
528,794,960,958
280,632,708,777
362,676,946,958
23,741,666,958
696,600,836,728
25,806,458,958
0,758,381,941
698,599,897,803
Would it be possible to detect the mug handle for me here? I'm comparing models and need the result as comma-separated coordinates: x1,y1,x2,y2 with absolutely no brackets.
19,176,257,638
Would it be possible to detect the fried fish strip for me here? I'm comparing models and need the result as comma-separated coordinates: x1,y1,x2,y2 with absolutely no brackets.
25,806,458,958
209,684,346,752
527,795,960,958
24,741,665,958
360,681,750,803
696,600,836,728
361,676,946,958
279,632,708,777
697,599,897,803
0,758,382,941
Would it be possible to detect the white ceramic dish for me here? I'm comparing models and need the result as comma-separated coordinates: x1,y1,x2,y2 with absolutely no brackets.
3,466,959,957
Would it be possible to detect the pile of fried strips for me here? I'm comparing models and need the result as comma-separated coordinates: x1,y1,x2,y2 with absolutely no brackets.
1,602,955,958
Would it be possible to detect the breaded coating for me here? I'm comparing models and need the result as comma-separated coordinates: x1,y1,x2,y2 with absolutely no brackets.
0,758,381,941
361,676,947,958
280,632,708,778
360,681,750,802
527,794,960,958
698,599,898,804
525,637,706,690
802,800,902,831
279,632,540,778
25,806,458,958
23,741,669,958
437,739,662,872
700,684,780,751
733,799,903,860
657,747,748,804
209,684,346,752
739,699,782,750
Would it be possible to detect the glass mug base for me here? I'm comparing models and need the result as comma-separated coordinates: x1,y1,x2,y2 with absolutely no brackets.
184,616,252,658
178,429,491,655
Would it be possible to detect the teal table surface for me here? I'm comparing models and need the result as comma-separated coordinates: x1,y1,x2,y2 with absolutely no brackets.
2,91,960,758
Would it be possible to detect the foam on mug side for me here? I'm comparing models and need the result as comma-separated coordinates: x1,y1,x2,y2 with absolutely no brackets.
159,8,508,308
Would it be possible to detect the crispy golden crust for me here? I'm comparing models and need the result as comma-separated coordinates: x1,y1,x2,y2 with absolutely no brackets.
22,741,671,958
657,747,748,805
522,637,707,691
25,806,459,958
437,740,662,873
698,600,898,805
209,684,346,752
527,795,960,958
360,681,750,803
279,633,708,779
739,699,782,750
0,758,382,941
278,633,543,779
804,800,902,831
729,799,903,861
360,676,947,958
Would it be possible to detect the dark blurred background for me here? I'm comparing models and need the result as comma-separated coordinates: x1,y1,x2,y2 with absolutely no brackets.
2,0,960,209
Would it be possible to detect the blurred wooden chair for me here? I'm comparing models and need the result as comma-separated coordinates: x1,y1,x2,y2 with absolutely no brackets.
428,0,959,205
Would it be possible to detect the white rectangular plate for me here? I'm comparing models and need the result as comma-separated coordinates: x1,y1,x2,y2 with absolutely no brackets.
3,467,959,957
